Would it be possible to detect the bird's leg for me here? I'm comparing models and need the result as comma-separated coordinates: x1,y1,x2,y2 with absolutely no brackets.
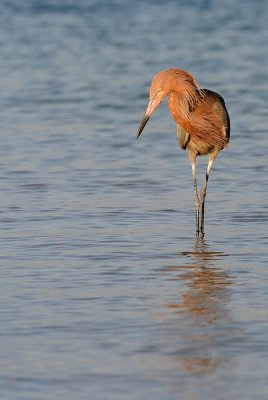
200,156,214,232
189,155,200,232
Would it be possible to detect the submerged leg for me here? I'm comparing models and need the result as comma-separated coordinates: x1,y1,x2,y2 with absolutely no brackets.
189,153,200,232
200,156,215,232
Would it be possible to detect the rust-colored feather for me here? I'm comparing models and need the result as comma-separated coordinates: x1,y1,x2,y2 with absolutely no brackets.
153,69,228,148
174,102,228,148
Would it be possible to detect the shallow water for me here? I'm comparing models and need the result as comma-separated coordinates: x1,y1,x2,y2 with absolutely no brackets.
1,1,268,399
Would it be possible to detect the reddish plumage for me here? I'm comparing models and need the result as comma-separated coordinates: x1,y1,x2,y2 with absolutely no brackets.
136,68,230,232
143,68,229,148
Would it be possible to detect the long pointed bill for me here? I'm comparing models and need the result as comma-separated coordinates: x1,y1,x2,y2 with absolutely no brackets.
136,115,149,139
136,98,161,139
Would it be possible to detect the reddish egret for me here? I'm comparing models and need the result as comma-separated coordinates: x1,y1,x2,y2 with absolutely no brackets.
137,68,230,232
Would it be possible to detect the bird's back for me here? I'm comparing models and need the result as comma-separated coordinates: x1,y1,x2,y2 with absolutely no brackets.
199,89,230,141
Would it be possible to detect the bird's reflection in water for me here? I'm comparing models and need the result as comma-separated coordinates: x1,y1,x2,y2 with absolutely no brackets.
158,234,233,377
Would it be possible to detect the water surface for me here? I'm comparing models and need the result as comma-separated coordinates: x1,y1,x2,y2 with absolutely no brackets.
0,1,268,399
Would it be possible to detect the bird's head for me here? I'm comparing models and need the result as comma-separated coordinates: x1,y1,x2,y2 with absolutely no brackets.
136,70,170,139
136,68,204,138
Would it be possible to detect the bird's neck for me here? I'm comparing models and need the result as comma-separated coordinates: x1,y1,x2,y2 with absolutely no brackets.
168,93,193,137
168,90,199,124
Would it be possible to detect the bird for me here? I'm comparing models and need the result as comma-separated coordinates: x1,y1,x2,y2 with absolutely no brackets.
136,68,230,233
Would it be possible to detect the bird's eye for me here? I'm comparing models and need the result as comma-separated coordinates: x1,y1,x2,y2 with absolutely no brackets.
157,88,163,93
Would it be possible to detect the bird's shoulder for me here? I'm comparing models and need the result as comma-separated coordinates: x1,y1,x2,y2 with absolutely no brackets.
202,89,226,105
196,88,229,123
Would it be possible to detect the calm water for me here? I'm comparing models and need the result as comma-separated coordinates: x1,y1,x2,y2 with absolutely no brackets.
1,0,268,399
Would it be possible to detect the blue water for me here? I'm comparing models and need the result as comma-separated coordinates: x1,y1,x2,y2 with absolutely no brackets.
1,1,268,399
